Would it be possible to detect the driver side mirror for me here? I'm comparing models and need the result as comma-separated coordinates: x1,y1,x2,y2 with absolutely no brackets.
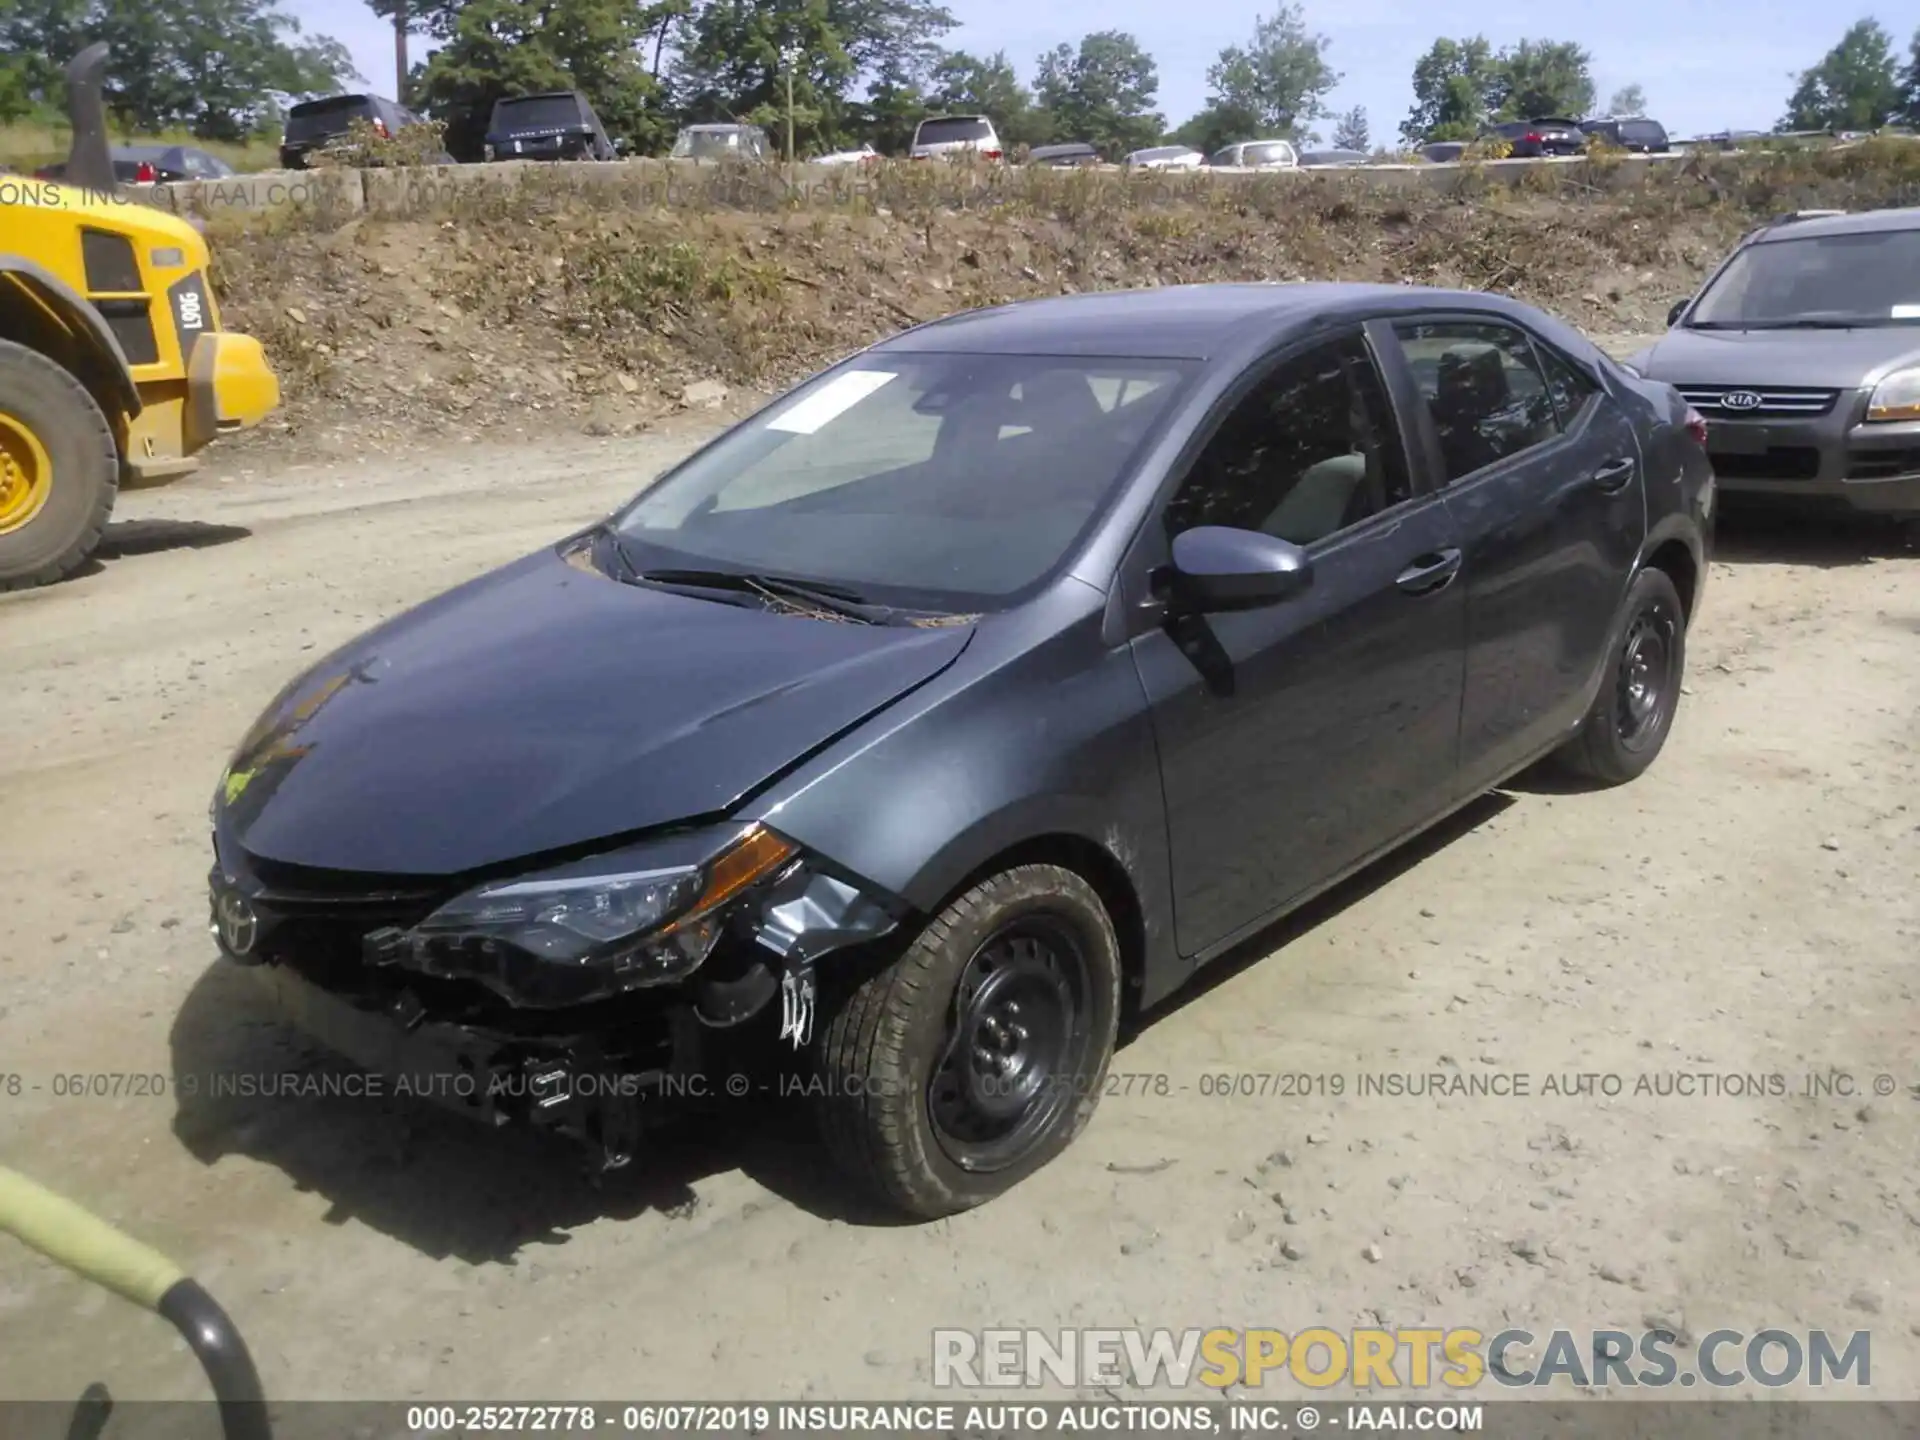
1667,298,1688,327
1161,526,1314,614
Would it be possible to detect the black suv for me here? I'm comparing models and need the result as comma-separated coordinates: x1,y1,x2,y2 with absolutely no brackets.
1579,116,1671,153
1485,117,1586,157
483,91,619,162
279,94,439,169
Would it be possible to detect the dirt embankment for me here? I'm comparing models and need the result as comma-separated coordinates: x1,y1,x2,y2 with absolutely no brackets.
203,145,1920,460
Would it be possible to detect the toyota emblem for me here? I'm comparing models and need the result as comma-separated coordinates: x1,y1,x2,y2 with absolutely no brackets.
212,887,258,957
1721,390,1763,412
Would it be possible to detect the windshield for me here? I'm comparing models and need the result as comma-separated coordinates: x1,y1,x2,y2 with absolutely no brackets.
1243,143,1292,165
915,117,991,145
1688,229,1920,328
1618,120,1665,144
284,96,374,142
493,96,583,131
609,353,1195,612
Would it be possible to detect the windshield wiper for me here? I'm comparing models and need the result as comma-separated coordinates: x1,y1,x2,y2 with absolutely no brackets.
1693,314,1869,331
635,567,889,623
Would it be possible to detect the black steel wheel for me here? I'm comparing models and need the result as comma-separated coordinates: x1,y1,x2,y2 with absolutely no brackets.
927,914,1097,1172
814,864,1121,1219
1556,566,1688,785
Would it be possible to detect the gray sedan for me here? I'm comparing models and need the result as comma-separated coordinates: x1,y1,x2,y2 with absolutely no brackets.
209,282,1712,1218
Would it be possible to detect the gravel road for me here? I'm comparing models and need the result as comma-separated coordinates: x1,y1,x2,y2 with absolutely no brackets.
1,423,1916,1410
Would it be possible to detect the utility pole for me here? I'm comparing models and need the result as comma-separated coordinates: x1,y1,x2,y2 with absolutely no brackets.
394,0,409,105
782,45,798,161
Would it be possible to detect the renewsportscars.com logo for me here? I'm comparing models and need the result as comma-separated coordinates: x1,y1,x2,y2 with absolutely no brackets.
931,1327,1873,1391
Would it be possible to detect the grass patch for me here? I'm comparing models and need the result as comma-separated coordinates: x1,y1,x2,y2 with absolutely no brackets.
0,121,279,173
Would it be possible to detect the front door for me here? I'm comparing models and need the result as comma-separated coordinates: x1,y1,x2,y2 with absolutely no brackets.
1383,317,1648,793
1129,328,1469,959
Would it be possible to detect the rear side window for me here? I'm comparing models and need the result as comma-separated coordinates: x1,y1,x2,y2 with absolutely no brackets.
1392,319,1563,483
1535,344,1600,428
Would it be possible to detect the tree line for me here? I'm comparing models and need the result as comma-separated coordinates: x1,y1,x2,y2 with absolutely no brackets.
3,1,1918,160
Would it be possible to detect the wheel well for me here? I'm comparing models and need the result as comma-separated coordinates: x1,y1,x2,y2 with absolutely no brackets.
942,833,1149,1015
1645,538,1698,620
0,275,131,448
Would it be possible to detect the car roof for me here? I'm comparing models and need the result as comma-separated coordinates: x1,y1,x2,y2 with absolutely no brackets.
873,281,1553,360
500,90,580,101
1750,206,1920,242
290,93,381,110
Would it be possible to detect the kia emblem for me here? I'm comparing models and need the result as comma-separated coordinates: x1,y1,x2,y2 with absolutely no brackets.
1721,390,1763,412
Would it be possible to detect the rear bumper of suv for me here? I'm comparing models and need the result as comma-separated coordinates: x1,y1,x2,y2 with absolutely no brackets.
1681,386,1920,517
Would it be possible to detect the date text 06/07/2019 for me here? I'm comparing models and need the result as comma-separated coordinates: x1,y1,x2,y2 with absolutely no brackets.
403,1402,1484,1433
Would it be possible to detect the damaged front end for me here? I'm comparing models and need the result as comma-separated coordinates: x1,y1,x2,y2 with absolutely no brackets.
208,822,901,1170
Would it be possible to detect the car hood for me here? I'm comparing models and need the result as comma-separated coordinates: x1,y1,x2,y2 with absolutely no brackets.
1630,326,1920,387
216,545,975,876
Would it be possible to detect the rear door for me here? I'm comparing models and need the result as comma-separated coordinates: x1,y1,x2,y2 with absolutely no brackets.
1127,324,1468,957
1381,314,1647,795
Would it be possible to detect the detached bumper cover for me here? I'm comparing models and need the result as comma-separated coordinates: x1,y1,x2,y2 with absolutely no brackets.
186,331,280,452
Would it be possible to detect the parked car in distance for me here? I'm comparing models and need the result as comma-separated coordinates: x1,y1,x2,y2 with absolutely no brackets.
1627,205,1920,525
1026,142,1101,168
668,123,772,162
1298,147,1370,167
280,93,439,169
483,90,618,162
1578,116,1671,153
1206,139,1299,170
1124,144,1205,170
814,142,880,166
909,114,1004,161
1484,117,1586,157
209,280,1711,1220
1419,140,1467,163
34,143,236,185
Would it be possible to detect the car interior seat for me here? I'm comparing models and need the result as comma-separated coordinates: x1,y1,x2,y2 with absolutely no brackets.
1433,345,1510,476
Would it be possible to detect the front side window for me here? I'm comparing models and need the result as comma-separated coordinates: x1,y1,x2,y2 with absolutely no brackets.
612,353,1195,610
1686,229,1920,328
1162,333,1414,548
1392,319,1562,482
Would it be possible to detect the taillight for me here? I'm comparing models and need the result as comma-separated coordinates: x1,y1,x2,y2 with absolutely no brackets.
1683,407,1708,448
1523,131,1542,143
981,148,1002,160
373,118,389,137
134,161,156,183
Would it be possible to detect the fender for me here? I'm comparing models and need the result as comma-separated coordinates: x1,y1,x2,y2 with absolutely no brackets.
0,257,142,418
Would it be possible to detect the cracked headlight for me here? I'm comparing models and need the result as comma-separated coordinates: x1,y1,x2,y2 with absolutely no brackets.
383,824,798,1004
1865,367,1920,423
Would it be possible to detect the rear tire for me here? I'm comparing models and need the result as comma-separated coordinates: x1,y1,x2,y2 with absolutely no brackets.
0,341,119,593
1554,566,1686,785
814,864,1122,1219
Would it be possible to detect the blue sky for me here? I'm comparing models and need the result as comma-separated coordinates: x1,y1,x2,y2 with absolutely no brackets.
289,0,1908,143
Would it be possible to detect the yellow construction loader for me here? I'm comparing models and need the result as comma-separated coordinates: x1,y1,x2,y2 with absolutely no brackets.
0,43,280,592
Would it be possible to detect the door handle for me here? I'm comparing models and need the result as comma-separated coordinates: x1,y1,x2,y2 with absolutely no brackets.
1589,456,1637,493
1395,548,1462,595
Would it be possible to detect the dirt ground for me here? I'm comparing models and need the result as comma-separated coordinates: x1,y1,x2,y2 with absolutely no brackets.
1,403,1918,1416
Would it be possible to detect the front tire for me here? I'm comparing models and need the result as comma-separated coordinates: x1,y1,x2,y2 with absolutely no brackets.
0,341,120,593
815,864,1122,1219
1555,566,1687,785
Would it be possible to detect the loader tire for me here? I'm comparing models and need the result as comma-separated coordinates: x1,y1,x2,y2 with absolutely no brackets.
0,340,119,593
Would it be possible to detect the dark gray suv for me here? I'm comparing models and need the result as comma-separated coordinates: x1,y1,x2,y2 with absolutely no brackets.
1626,207,1920,523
